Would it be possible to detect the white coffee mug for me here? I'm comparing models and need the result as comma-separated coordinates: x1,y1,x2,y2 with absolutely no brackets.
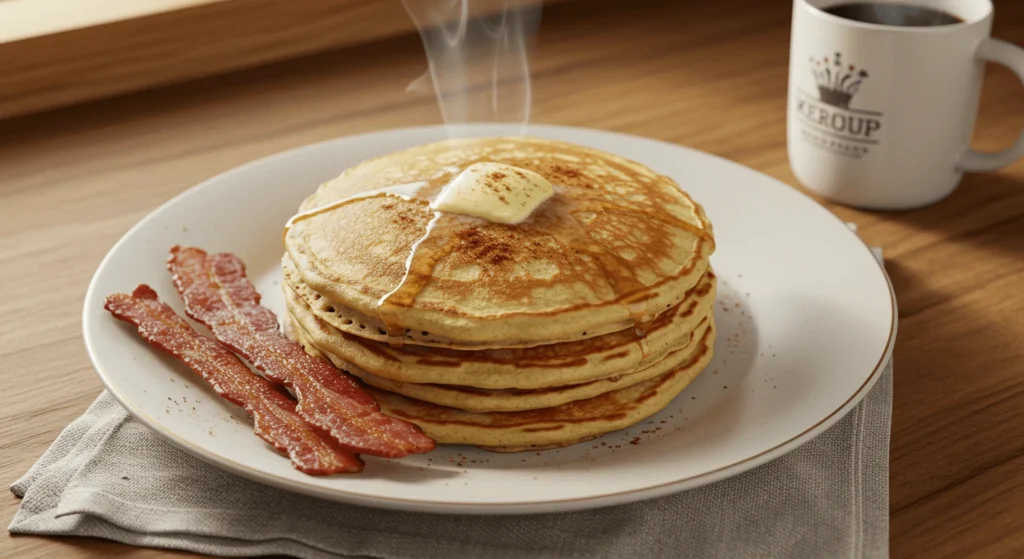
787,0,1024,210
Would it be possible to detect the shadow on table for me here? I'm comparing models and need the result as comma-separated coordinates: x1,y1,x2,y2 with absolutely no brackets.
882,172,1024,262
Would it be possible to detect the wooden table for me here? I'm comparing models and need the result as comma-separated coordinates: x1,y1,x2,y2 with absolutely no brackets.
2,0,1022,557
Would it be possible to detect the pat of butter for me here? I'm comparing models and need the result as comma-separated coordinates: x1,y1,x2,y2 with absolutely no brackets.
430,162,554,224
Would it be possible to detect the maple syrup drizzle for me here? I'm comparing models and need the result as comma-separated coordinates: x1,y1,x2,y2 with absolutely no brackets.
629,301,654,338
570,220,653,335
282,177,455,348
588,200,714,247
376,211,459,348
562,199,686,336
575,197,713,335
282,182,432,244
637,335,653,361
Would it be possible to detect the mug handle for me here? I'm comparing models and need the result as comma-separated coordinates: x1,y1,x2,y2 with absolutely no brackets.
958,39,1024,172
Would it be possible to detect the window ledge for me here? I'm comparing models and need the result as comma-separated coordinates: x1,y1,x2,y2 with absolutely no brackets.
0,0,552,120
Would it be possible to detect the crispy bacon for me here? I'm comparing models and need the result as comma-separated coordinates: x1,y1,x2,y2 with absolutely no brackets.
168,246,435,458
104,285,363,475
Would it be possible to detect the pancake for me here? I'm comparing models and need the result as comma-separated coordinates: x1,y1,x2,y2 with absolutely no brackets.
284,137,715,348
284,260,717,388
292,318,716,449
283,254,631,349
290,310,712,412
480,436,601,453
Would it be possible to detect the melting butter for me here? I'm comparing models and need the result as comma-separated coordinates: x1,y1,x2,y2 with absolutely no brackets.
430,162,553,224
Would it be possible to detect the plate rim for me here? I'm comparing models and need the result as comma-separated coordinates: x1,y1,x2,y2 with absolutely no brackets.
82,123,898,514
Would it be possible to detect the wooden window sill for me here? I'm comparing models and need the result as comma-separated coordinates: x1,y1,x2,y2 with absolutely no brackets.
0,0,552,121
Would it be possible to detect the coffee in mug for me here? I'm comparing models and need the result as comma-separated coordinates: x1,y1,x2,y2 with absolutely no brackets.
787,0,1024,209
823,3,962,27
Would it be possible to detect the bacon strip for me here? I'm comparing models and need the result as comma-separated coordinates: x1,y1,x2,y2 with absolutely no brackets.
168,246,435,458
104,285,363,475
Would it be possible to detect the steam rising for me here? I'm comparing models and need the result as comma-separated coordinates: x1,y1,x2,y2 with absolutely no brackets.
404,0,541,135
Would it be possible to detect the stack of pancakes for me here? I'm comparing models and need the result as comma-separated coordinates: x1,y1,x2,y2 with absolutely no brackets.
282,137,717,451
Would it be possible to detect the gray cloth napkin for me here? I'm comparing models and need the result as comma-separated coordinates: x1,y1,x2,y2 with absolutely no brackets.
9,245,891,559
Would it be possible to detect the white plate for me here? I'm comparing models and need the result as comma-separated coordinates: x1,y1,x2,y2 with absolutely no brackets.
83,124,896,514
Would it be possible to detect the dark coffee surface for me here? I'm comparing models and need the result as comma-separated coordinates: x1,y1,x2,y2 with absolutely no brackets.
824,2,963,26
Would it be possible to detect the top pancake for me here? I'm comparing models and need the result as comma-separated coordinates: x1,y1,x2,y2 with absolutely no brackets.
285,137,715,347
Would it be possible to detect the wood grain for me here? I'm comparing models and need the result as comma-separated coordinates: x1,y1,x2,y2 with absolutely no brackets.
2,0,1023,557
0,0,554,121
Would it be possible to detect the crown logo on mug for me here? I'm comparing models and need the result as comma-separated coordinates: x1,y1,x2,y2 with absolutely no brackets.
810,52,869,109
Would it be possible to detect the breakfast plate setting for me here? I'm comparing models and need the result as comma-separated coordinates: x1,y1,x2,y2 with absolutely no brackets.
83,124,896,514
